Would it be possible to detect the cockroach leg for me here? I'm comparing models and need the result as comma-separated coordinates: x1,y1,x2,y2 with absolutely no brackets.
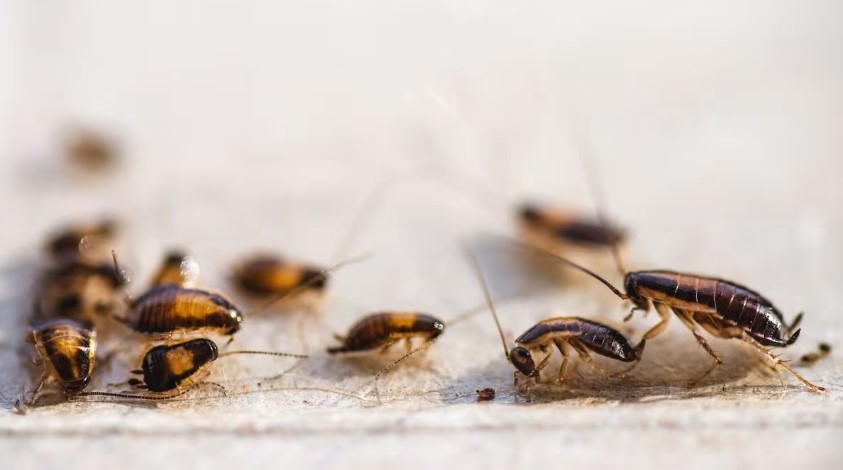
740,334,825,393
570,340,611,379
635,302,672,355
674,308,723,365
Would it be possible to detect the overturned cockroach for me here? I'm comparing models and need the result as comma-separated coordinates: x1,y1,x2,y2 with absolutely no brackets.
518,202,625,248
16,319,97,410
76,337,307,399
467,246,638,387
46,218,117,263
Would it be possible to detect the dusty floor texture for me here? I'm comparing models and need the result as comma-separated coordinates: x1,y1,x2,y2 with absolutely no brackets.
1,1,843,469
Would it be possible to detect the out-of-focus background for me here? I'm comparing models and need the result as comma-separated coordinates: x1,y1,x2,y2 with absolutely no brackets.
1,1,842,468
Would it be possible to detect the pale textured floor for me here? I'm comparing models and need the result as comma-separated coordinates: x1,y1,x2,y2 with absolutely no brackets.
1,1,842,469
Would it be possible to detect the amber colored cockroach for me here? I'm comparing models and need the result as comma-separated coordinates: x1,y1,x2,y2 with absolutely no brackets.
75,338,307,400
65,129,118,170
232,253,326,297
148,250,199,287
507,240,825,392
34,258,124,324
113,252,367,337
327,311,446,398
466,246,638,386
518,202,625,248
46,219,117,262
327,312,445,355
17,319,97,409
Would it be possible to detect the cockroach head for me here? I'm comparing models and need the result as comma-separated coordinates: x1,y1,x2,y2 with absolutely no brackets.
509,346,536,377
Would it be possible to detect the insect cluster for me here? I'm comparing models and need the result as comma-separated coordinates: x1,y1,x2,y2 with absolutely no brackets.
15,160,830,412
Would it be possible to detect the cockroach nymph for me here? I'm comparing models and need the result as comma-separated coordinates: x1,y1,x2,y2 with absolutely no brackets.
518,202,625,248
232,253,327,298
17,319,97,410
327,312,445,355
34,257,124,324
75,338,307,400
467,246,638,387
327,311,446,398
148,250,199,288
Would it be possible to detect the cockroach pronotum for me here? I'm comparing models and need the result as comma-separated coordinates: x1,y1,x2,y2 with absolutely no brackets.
16,319,97,410
466,246,638,387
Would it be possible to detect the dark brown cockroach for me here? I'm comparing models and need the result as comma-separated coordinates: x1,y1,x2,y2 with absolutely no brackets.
76,338,307,400
46,219,117,262
148,250,198,288
112,252,367,338
518,202,625,248
231,253,327,298
34,258,124,324
505,240,825,392
466,246,638,387
801,343,831,365
17,319,97,409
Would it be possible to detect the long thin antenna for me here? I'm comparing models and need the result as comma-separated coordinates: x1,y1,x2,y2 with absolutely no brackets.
372,338,438,401
218,350,308,359
463,243,510,361
246,253,372,316
76,390,185,401
572,132,627,277
490,235,629,301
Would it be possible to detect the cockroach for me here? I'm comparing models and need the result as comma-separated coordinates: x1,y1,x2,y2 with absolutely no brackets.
518,202,625,248
801,343,832,365
466,246,638,387
34,258,124,324
327,311,446,398
232,253,326,298
17,319,97,409
112,252,368,338
148,250,198,288
75,337,306,399
46,219,116,262
65,128,118,170
327,312,446,355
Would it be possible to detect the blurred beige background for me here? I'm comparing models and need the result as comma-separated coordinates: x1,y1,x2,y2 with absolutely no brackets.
1,1,842,469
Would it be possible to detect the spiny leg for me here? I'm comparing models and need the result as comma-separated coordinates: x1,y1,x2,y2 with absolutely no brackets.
15,371,49,412
635,302,672,355
378,339,399,354
552,339,571,383
569,340,611,379
673,308,723,365
740,334,825,393
533,347,554,384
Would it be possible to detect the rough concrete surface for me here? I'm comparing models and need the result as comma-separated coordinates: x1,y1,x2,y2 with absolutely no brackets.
1,1,842,469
